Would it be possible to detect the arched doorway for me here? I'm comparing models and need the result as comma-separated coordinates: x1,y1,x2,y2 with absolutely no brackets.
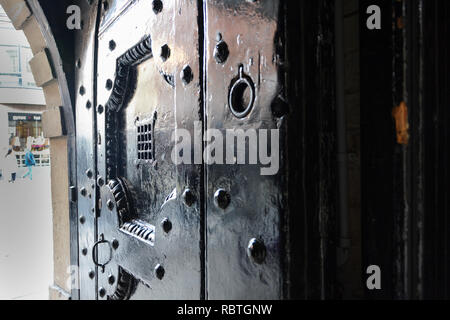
0,0,76,300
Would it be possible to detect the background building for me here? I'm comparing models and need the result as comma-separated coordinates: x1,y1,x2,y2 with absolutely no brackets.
0,6,48,165
0,6,44,104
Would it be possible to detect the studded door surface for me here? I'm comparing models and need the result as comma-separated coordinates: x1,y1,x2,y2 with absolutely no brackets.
75,0,285,300
204,0,283,300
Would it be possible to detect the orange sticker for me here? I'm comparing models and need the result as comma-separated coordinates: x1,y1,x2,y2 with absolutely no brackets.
392,101,409,145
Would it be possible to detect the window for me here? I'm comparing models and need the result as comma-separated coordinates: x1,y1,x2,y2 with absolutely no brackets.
136,118,155,161
0,46,19,73
0,45,37,88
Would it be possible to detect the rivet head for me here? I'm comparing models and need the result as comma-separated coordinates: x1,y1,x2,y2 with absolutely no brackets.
214,40,229,64
247,238,266,264
80,187,87,197
160,44,171,62
109,40,116,51
105,79,113,91
181,65,193,85
107,200,115,211
182,189,196,207
214,189,230,210
81,248,88,256
79,216,86,224
99,287,106,298
271,95,289,118
97,176,105,187
161,218,172,233
102,0,109,11
86,169,93,179
88,270,95,279
108,274,115,285
112,239,119,250
154,264,165,280
152,0,163,14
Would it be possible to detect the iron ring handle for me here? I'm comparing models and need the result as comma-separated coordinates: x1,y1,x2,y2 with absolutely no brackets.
228,65,256,118
92,234,112,272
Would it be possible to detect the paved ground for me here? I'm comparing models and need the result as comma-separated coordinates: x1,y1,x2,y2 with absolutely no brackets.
0,166,53,300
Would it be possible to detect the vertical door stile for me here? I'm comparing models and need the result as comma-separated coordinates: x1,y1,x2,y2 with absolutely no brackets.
75,0,100,300
173,0,204,300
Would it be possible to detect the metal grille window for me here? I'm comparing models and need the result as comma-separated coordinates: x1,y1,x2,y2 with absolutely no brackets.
137,121,154,161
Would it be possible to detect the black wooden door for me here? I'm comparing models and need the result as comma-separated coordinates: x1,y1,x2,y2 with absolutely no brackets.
76,0,204,300
203,1,284,299
74,0,325,300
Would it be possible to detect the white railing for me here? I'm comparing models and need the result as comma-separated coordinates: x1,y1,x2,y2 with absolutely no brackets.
15,151,50,167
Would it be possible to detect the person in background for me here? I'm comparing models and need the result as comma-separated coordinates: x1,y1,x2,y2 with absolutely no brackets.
13,136,21,152
27,136,34,151
22,148,36,181
4,148,18,183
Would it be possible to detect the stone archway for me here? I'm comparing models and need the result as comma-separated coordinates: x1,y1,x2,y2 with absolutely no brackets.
0,0,75,300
